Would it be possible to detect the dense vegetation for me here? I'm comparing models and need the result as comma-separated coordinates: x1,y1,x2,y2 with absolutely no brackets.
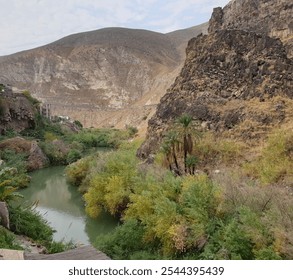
0,91,137,252
67,124,293,259
1,89,292,260
66,118,293,260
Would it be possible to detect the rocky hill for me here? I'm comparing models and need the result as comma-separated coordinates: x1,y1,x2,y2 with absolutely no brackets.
0,25,207,130
138,0,293,158
208,0,293,58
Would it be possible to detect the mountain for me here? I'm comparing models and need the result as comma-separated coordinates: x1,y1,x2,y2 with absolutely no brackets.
0,24,207,130
138,0,293,158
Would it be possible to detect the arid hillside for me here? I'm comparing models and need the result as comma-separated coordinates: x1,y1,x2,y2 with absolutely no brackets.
138,0,293,158
0,24,207,130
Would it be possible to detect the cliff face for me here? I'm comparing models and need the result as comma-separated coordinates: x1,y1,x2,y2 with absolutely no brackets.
0,25,207,130
138,0,293,158
0,86,36,134
208,0,293,58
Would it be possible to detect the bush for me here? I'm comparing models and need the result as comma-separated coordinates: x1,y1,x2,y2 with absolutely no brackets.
0,149,28,173
9,205,54,242
66,149,82,164
245,129,293,185
46,240,75,254
84,145,139,217
73,120,83,129
127,126,138,137
195,132,244,166
40,140,69,165
0,227,22,250
65,156,93,187
95,220,154,260
0,150,31,188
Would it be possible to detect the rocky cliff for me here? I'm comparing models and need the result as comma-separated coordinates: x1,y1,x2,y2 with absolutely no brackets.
138,0,293,158
0,85,36,134
208,0,293,58
0,25,207,130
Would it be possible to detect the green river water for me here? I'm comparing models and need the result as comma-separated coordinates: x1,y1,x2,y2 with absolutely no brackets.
20,166,117,245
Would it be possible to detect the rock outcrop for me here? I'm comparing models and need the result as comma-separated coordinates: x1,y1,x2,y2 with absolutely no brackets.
208,0,293,58
0,137,48,171
138,0,293,158
0,202,10,229
0,85,36,134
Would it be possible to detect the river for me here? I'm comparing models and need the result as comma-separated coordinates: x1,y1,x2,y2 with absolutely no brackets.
20,166,118,245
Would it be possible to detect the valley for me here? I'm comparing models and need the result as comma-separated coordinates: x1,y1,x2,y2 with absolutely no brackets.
0,0,292,260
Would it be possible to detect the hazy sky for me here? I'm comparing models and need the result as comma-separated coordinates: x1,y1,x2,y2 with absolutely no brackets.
0,0,230,56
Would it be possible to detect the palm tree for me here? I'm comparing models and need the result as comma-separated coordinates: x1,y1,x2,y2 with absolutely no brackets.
176,114,201,173
161,142,173,171
163,131,181,174
185,155,198,175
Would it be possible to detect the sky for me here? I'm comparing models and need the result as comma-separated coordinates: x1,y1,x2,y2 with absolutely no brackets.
0,0,230,56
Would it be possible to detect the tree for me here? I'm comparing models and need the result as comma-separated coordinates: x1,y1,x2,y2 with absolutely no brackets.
163,131,180,174
176,114,200,173
160,114,201,175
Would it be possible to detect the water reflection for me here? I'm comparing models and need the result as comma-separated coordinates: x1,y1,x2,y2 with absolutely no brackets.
20,166,117,245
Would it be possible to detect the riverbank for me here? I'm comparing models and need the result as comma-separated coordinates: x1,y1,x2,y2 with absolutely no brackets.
21,166,117,245
0,109,136,253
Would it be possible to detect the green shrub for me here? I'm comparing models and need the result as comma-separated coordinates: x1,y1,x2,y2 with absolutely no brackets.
65,156,93,187
0,149,28,173
73,120,83,129
66,149,82,164
127,126,138,137
0,227,22,250
40,141,68,165
245,129,293,185
46,240,75,254
0,150,31,188
84,144,139,218
9,205,54,242
95,220,152,260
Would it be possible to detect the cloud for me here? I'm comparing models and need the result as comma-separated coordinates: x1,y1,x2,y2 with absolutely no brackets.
0,0,230,55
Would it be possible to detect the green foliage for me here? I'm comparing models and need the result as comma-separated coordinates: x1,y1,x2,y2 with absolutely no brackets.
0,150,31,189
245,129,293,185
1,129,18,138
46,240,75,254
95,219,158,260
0,226,22,250
0,167,30,191
160,114,201,175
0,175,22,202
66,149,82,164
65,156,93,187
0,149,28,173
8,204,73,253
67,128,134,149
73,120,83,129
9,205,54,242
84,144,139,217
194,132,244,166
21,113,64,140
40,141,68,165
127,126,138,137
63,125,293,260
